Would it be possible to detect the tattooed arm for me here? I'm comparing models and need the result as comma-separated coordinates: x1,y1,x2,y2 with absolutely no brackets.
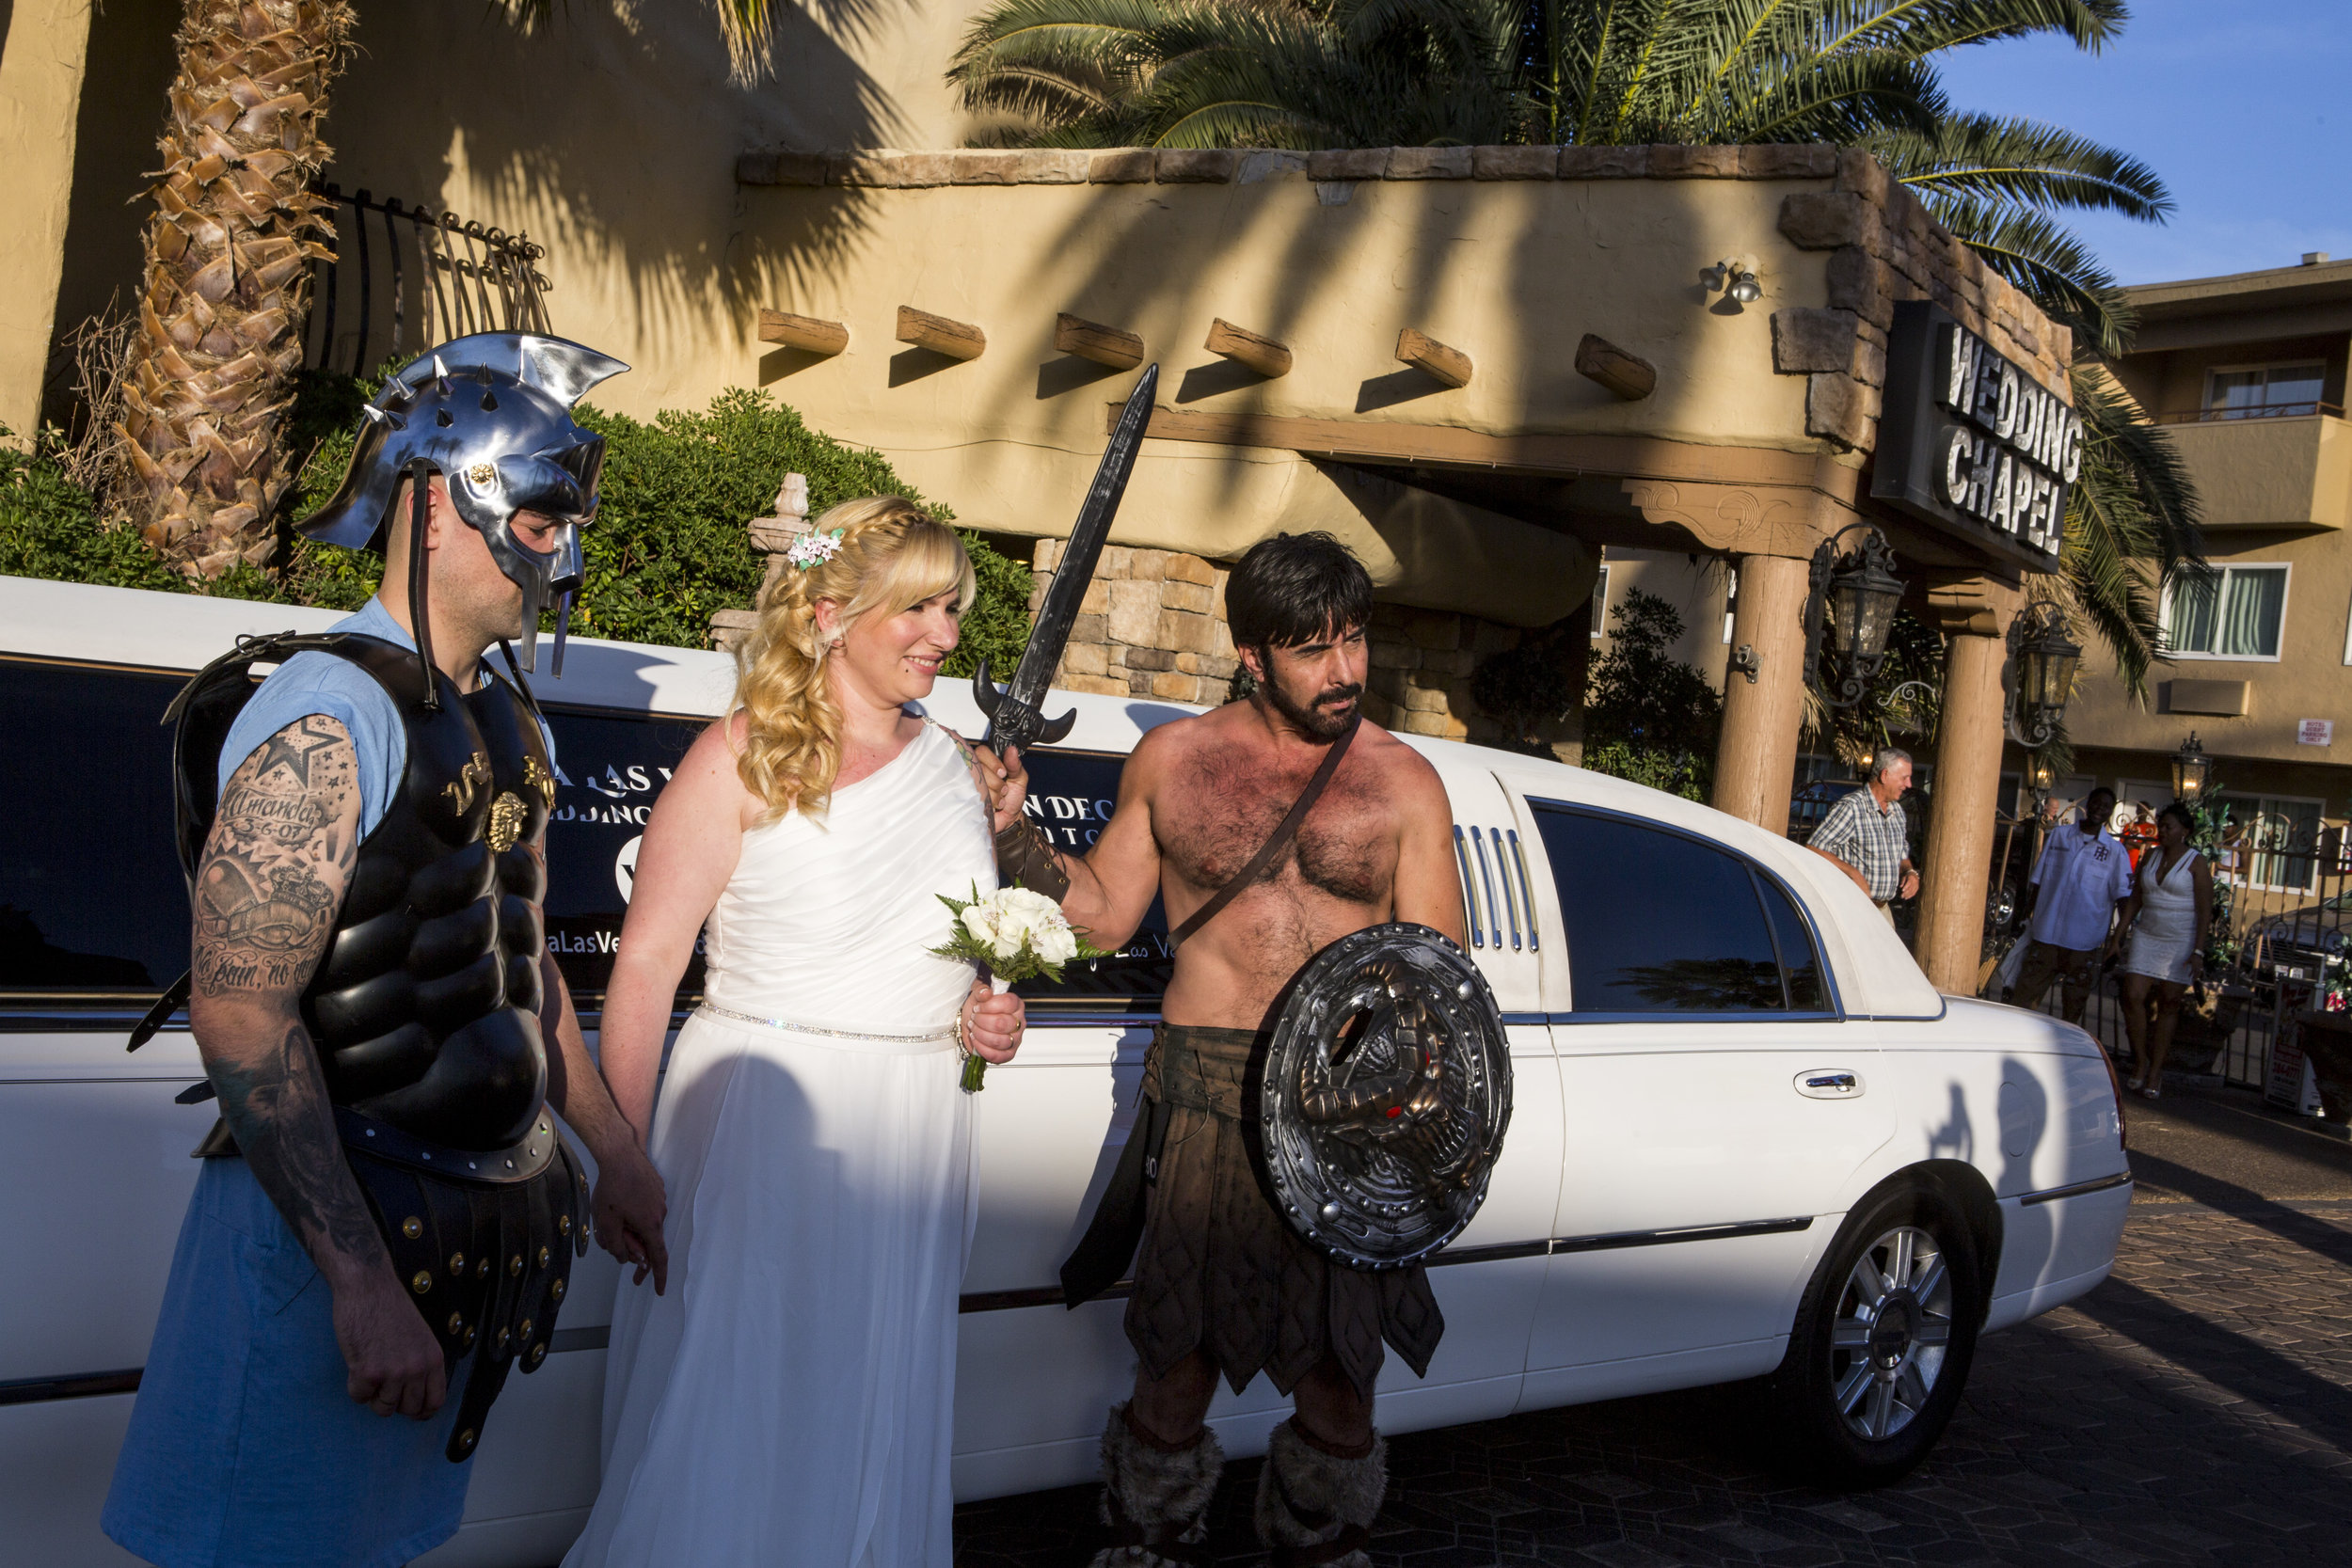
187,714,447,1420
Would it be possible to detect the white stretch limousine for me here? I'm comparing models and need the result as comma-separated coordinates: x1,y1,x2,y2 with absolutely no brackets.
0,578,2132,1566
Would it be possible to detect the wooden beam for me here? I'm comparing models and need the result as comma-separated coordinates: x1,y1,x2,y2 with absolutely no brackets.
1054,312,1143,370
897,306,986,361
1395,327,1470,388
1109,402,1864,501
1204,317,1292,378
757,309,849,356
1575,333,1656,401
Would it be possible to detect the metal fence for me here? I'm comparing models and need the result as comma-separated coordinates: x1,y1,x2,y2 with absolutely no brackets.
302,183,552,376
1994,821,2352,1093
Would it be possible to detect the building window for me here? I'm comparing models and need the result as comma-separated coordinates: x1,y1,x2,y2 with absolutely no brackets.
2165,563,2288,659
2205,362,2328,420
2216,793,2327,895
1589,563,1609,638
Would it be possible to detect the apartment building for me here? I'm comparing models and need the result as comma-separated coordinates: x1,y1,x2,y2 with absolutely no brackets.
2064,256,2352,889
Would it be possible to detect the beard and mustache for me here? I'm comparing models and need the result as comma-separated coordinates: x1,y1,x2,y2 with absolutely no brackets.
1261,670,1364,741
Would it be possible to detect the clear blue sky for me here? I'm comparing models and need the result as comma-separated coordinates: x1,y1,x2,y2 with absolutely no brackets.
1934,0,2352,286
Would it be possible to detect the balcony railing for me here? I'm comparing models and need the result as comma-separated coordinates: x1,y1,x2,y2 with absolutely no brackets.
301,183,553,376
2155,402,2344,424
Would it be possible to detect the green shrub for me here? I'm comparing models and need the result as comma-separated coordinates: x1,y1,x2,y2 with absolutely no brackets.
0,381,1032,676
1581,588,1721,802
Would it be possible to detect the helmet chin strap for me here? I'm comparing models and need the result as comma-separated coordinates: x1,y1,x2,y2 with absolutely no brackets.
550,590,575,678
406,458,440,712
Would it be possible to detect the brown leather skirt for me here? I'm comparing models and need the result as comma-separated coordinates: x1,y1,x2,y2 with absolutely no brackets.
1124,1023,1444,1401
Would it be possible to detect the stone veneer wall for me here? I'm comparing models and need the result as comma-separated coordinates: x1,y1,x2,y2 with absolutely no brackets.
1771,150,2075,446
1030,539,1529,745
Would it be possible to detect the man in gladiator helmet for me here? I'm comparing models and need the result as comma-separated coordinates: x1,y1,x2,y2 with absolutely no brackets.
105,334,667,1568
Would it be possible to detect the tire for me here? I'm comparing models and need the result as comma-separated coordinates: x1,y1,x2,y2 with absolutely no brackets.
1766,1180,1984,1487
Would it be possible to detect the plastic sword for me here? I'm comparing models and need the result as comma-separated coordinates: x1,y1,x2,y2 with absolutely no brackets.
972,362,1160,755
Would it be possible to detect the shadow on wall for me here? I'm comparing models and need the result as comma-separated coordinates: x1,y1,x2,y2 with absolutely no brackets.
44,0,930,419
727,164,1800,542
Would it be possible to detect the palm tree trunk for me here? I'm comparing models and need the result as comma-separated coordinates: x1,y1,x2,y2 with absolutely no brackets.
118,1,352,578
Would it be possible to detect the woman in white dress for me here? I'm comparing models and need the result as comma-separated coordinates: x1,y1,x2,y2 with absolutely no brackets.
2112,800,2214,1100
565,497,1025,1567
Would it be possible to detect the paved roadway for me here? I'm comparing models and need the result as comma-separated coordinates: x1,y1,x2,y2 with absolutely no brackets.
953,1085,2352,1567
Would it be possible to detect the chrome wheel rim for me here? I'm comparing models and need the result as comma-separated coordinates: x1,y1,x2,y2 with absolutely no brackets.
1827,1224,1953,1441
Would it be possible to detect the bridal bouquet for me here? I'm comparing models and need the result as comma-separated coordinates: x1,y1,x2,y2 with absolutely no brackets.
933,884,1111,1090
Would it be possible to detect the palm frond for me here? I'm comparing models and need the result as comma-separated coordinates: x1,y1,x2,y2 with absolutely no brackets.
1877,112,2170,219
1922,192,2136,356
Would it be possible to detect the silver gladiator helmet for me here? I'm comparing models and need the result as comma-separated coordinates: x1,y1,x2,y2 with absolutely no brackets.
1259,924,1513,1270
297,332,628,674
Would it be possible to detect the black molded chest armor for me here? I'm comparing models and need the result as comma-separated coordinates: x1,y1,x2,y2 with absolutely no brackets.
299,636,554,1149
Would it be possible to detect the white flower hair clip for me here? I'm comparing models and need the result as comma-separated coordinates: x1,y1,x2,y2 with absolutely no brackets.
786,528,845,571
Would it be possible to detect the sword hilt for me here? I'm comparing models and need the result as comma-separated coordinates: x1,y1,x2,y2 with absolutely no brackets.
973,656,1076,755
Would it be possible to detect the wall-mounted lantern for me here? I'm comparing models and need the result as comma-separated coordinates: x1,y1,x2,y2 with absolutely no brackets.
1802,524,1906,707
2006,602,2082,747
2171,732,2215,802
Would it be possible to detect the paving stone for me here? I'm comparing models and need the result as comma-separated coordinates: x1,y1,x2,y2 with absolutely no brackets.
956,1199,2352,1566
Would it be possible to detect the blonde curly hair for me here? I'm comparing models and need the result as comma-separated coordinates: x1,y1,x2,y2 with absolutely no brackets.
732,496,976,818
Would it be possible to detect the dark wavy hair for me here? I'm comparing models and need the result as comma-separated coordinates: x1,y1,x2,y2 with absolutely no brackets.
1226,531,1374,650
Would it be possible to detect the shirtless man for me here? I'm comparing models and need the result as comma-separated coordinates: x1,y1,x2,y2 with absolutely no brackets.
979,531,1465,1568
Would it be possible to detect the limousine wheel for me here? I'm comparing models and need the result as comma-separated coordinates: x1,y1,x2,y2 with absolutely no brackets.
1769,1181,1983,1487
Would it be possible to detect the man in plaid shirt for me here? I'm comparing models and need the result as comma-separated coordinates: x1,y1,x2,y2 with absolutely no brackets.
1806,750,1918,922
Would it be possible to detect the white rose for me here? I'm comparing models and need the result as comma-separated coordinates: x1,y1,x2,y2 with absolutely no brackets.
961,902,1002,951
1032,922,1078,966
996,888,1062,927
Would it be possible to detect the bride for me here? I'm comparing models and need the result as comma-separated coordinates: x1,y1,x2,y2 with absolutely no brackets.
564,497,1025,1567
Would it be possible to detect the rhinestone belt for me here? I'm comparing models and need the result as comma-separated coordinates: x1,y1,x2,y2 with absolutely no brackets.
696,1002,956,1044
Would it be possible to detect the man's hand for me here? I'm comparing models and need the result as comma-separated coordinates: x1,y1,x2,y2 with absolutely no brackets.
334,1263,448,1418
1899,868,1921,901
966,741,1029,834
961,977,1025,1065
594,1142,672,1292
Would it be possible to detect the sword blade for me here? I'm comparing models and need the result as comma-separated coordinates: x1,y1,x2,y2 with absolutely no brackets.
982,363,1159,749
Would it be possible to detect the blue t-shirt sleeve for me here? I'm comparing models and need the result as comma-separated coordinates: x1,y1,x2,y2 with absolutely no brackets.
216,652,406,838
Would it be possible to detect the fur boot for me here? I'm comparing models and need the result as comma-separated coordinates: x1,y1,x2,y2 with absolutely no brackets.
1253,1418,1387,1568
1089,1402,1225,1568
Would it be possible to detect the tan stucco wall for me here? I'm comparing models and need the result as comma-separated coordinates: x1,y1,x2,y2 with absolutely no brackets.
2067,528,2352,766
2162,415,2352,531
707,168,1847,621
0,0,95,446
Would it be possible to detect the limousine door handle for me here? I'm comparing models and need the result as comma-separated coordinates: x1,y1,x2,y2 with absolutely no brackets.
1794,1069,1865,1100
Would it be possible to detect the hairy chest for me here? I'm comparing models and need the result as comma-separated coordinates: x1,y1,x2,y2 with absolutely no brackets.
1158,748,1395,906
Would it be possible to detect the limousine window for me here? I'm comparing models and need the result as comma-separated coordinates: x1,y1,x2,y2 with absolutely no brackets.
1007,747,1170,1007
0,657,187,997
1532,803,1827,1015
0,653,1168,1014
536,705,703,1003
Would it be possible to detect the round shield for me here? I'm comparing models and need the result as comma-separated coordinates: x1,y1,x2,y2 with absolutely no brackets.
1258,923,1511,1270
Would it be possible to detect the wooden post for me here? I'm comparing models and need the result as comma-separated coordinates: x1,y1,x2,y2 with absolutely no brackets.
1395,327,1471,388
1054,313,1143,370
1916,626,2011,992
897,306,986,361
1575,333,1656,401
1709,554,1812,834
758,309,849,356
1205,318,1292,378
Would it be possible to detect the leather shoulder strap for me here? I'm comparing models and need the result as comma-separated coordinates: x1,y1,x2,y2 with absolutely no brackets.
1168,715,1360,950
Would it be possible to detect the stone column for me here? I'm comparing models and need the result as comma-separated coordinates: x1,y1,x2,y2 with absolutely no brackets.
1709,553,1814,834
1915,624,2010,992
709,473,808,650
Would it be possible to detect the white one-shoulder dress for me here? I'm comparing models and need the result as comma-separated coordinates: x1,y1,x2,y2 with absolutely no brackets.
564,718,993,1568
